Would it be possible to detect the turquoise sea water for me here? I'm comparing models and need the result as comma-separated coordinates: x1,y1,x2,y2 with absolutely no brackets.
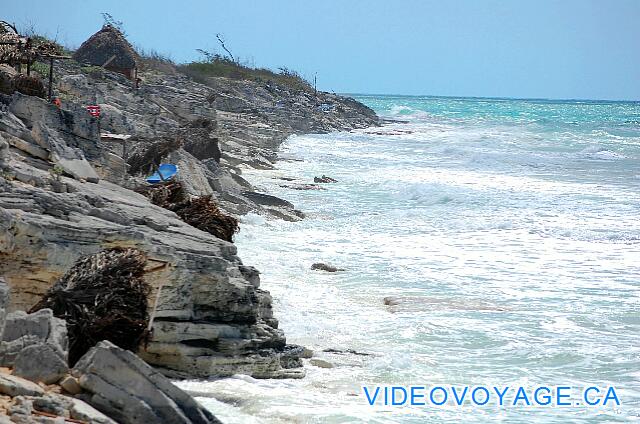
177,95,640,423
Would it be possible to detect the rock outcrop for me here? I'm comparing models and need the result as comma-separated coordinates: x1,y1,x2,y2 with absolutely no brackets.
0,309,68,384
0,55,378,383
73,341,220,424
314,175,338,183
0,288,218,423
0,373,44,398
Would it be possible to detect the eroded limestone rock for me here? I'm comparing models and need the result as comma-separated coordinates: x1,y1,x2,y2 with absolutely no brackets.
14,343,68,384
0,373,44,397
73,341,220,424
0,309,68,374
1,55,377,381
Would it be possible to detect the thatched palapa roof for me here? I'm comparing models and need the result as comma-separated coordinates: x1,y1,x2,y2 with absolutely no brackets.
73,25,140,70
0,21,27,65
0,21,64,68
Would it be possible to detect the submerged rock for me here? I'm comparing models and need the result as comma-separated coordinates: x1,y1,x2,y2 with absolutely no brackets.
309,358,334,369
383,296,402,306
314,175,338,183
383,296,507,312
311,263,345,272
323,348,373,357
280,183,325,191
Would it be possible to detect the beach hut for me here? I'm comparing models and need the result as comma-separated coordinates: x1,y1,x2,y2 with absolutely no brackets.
73,25,140,81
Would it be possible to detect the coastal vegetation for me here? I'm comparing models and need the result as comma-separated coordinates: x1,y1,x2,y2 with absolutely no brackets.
11,12,315,94
138,47,314,93
179,57,313,93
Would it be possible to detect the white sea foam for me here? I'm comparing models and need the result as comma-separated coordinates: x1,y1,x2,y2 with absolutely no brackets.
578,144,627,160
188,97,640,423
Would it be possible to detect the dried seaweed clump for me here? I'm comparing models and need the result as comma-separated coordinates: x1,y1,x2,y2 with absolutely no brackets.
179,196,239,242
137,180,239,242
29,247,150,365
0,65,45,98
126,136,183,176
137,179,186,207
12,73,46,98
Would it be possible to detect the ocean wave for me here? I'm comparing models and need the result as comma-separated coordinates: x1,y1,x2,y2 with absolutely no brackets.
380,180,458,205
578,144,626,160
384,104,433,121
225,96,640,424
388,104,416,115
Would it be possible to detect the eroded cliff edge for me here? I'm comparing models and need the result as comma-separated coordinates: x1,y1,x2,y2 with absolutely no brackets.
0,61,378,379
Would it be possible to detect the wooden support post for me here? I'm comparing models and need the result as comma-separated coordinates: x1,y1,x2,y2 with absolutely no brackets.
101,54,117,68
47,57,54,101
148,283,165,332
145,258,170,333
26,61,31,76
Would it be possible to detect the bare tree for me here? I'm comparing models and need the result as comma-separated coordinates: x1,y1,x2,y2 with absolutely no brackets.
216,33,235,63
101,13,126,35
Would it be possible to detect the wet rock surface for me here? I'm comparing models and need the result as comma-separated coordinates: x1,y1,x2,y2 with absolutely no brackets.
313,175,338,183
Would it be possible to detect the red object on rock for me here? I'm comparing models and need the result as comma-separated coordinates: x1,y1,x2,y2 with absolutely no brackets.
86,105,101,118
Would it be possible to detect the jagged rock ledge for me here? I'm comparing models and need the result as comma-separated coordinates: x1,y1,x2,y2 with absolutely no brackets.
0,56,378,385
0,280,221,423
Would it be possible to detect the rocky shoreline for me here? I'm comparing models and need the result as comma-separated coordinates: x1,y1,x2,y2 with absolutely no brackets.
0,54,378,422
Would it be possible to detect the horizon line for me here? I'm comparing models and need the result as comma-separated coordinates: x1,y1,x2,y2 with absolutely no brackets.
340,92,640,104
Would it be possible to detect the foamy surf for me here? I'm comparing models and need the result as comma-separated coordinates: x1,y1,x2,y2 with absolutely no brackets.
178,95,640,423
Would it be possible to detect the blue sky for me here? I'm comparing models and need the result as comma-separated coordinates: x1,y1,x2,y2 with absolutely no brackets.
4,0,640,100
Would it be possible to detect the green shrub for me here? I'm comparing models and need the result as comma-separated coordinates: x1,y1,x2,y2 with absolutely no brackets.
137,47,177,74
29,61,50,79
178,57,312,93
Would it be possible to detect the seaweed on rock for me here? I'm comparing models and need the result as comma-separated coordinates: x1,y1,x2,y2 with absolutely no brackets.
136,180,239,242
29,247,150,365
178,195,239,242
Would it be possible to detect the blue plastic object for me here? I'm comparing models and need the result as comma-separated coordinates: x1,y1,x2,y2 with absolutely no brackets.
146,164,178,183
